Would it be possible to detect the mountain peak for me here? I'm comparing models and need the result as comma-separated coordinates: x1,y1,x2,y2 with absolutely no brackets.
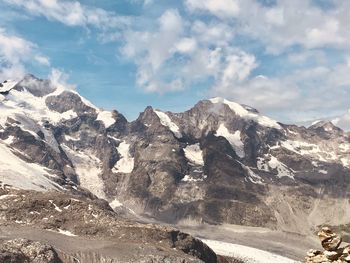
208,97,281,129
309,120,342,133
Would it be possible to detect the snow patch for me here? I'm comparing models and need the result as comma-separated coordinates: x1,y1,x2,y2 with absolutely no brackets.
184,143,204,165
57,229,77,237
154,110,182,138
268,156,294,179
62,145,105,199
97,111,115,128
339,143,350,152
109,198,123,209
209,98,281,129
113,141,134,173
2,136,15,144
182,174,207,182
201,239,297,263
0,80,17,93
239,163,264,184
64,134,80,141
216,124,245,158
0,143,62,191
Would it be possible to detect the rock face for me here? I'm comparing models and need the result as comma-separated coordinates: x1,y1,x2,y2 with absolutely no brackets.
1,75,350,233
0,239,60,263
305,228,350,262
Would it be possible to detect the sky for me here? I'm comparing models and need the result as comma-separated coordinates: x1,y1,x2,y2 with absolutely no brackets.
1,0,350,129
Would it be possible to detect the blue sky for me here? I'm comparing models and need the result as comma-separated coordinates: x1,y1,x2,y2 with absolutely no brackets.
1,0,350,129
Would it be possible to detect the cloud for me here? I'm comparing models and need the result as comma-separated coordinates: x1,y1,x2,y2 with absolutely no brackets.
3,0,129,30
185,0,240,19
0,27,49,80
34,55,50,66
121,9,186,92
332,110,350,131
49,68,76,90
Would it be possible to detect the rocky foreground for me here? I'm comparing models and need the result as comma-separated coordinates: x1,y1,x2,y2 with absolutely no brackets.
306,227,350,262
0,186,241,263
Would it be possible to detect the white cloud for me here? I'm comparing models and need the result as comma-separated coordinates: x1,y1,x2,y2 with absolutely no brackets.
34,55,50,66
332,110,350,131
49,68,76,90
0,27,48,80
121,9,186,92
185,0,240,19
3,0,129,30
173,38,197,54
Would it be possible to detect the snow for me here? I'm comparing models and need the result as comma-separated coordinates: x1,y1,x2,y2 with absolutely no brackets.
182,174,207,182
184,143,204,165
154,110,182,138
113,141,134,173
339,143,350,152
257,157,269,172
0,86,77,138
96,111,115,128
109,198,123,209
280,140,340,163
216,124,245,158
319,170,328,174
201,239,297,263
239,162,264,184
49,200,62,212
57,229,77,237
0,194,17,200
64,134,80,141
2,136,14,144
209,98,281,129
268,156,294,179
0,80,17,93
0,143,62,191
62,145,106,199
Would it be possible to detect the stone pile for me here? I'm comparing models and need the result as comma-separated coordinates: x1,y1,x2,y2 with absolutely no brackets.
306,227,350,262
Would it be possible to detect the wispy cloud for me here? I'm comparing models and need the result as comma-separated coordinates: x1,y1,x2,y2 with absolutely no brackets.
2,0,129,29
0,27,49,80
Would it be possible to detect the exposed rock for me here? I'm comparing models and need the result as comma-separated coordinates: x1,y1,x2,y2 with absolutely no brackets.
305,228,350,262
0,238,60,263
318,227,342,251
0,188,218,263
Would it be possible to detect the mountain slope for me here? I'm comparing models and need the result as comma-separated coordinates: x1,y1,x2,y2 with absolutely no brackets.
0,75,349,234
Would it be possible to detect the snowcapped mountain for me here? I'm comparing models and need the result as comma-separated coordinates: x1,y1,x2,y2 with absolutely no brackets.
1,75,350,234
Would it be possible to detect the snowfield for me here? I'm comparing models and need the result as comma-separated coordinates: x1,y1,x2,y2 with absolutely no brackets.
209,97,281,129
201,239,298,263
184,143,204,165
113,141,134,173
0,143,62,192
97,110,115,128
154,110,182,138
216,124,245,158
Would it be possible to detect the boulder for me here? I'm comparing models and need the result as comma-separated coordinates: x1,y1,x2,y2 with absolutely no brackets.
318,227,342,251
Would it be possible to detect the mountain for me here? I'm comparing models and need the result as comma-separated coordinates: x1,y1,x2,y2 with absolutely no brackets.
1,75,350,235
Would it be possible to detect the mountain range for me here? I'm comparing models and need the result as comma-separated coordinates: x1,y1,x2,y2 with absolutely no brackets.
1,74,349,236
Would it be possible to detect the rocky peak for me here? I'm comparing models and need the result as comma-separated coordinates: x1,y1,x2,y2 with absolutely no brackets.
308,120,343,136
13,74,56,97
45,90,97,115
